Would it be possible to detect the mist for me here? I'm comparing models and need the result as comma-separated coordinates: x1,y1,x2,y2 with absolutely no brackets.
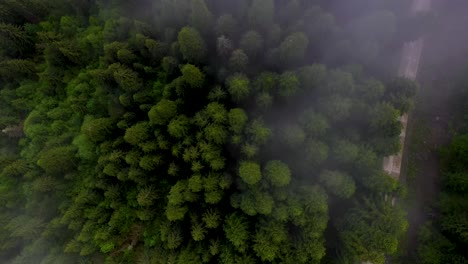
0,0,467,263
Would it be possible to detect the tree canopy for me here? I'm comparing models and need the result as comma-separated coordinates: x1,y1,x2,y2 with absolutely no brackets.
0,0,416,263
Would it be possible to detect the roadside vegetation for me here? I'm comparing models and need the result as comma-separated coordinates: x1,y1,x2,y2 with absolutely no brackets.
415,71,468,264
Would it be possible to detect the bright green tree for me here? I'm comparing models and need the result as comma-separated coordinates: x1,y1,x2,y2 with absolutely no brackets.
331,139,359,164
247,119,272,145
239,161,262,185
168,115,190,138
253,72,277,92
224,213,249,252
124,122,150,146
305,140,329,165
81,116,114,143
37,146,76,176
280,124,305,147
228,108,248,134
181,64,205,88
298,64,327,91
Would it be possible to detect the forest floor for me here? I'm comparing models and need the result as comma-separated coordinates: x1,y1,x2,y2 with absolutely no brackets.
397,0,468,262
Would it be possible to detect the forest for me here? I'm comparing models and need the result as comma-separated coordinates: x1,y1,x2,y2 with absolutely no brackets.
0,0,419,263
416,70,468,264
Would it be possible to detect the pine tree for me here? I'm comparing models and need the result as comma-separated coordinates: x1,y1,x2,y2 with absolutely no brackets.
223,213,249,252
0,23,30,56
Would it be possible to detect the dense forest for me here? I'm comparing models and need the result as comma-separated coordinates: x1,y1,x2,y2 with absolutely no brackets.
416,71,468,264
0,0,419,263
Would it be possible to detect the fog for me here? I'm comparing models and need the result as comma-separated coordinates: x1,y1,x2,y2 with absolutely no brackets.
0,0,467,263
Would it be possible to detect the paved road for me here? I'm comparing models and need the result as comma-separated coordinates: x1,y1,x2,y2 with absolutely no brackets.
382,0,431,180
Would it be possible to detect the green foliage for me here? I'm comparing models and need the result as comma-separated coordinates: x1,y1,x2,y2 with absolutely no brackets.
278,71,300,98
246,118,271,145
0,2,415,263
319,170,356,198
299,110,329,137
203,209,221,229
0,23,31,56
112,63,142,91
248,0,274,31
181,64,204,88
229,49,248,72
177,27,206,63
319,95,353,122
256,92,273,110
239,31,264,57
226,73,250,102
238,161,262,185
148,99,177,125
224,213,249,252
215,14,237,38
37,146,76,175
416,133,468,263
331,139,359,164
264,160,291,187
279,32,309,66
124,122,150,146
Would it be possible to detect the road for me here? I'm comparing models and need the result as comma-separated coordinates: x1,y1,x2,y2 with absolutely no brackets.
401,0,468,259
382,0,431,180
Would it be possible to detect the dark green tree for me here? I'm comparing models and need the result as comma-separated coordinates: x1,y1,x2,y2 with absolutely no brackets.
248,0,274,31
229,49,248,72
239,30,264,58
224,213,249,252
319,170,356,198
215,14,237,38
37,146,76,176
